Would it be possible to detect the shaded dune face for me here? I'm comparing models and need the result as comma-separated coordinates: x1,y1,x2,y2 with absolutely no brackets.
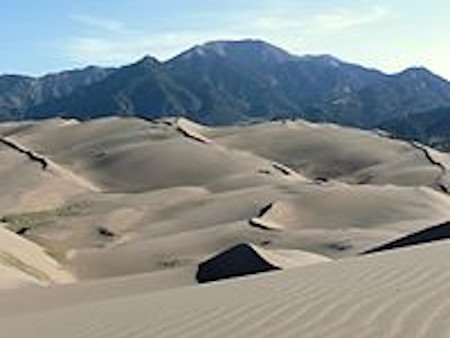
363,221,450,254
196,243,331,283
196,244,279,283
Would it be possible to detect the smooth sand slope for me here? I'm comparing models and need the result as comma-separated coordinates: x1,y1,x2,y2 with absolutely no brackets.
0,226,74,289
0,137,90,213
3,240,450,337
205,120,449,190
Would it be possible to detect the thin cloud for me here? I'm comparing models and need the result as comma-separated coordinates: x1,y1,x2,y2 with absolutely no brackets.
70,14,128,33
65,10,262,65
313,6,389,31
64,5,392,66
233,5,390,39
65,32,246,65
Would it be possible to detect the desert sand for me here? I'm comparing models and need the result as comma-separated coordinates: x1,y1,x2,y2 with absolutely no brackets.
2,240,450,337
0,116,449,337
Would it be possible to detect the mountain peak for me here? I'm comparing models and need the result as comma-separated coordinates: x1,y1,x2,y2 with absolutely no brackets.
134,55,161,67
397,66,433,77
300,54,344,67
175,39,295,64
395,66,447,82
201,39,279,50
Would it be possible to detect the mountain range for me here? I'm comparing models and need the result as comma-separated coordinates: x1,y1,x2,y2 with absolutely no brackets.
1,39,449,149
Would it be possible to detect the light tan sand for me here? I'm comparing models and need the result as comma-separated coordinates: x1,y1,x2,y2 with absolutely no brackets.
3,240,450,337
252,244,331,268
0,226,74,289
253,184,450,230
0,126,95,213
206,120,446,189
0,262,41,289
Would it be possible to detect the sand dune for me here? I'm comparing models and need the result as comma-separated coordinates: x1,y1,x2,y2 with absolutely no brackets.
364,220,450,254
0,117,449,286
1,116,450,336
206,120,448,189
252,184,450,230
0,138,89,214
5,117,294,193
5,180,447,282
0,226,74,289
3,240,450,337
196,243,281,283
197,243,330,283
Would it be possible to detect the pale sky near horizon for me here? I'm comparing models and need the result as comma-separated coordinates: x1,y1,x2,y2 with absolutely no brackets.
1,0,449,79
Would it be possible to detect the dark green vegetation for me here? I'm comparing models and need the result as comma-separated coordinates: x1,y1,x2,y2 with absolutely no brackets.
380,108,450,151
0,203,87,235
1,40,449,149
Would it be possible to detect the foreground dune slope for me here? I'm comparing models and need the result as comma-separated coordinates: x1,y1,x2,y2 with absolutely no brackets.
2,240,450,337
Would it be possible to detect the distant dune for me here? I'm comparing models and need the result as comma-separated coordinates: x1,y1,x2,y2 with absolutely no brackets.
0,117,449,337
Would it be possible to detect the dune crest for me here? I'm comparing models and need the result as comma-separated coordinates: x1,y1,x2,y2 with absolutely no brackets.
197,243,330,283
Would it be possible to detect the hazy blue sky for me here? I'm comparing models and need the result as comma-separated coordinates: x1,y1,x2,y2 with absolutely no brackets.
1,0,449,78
